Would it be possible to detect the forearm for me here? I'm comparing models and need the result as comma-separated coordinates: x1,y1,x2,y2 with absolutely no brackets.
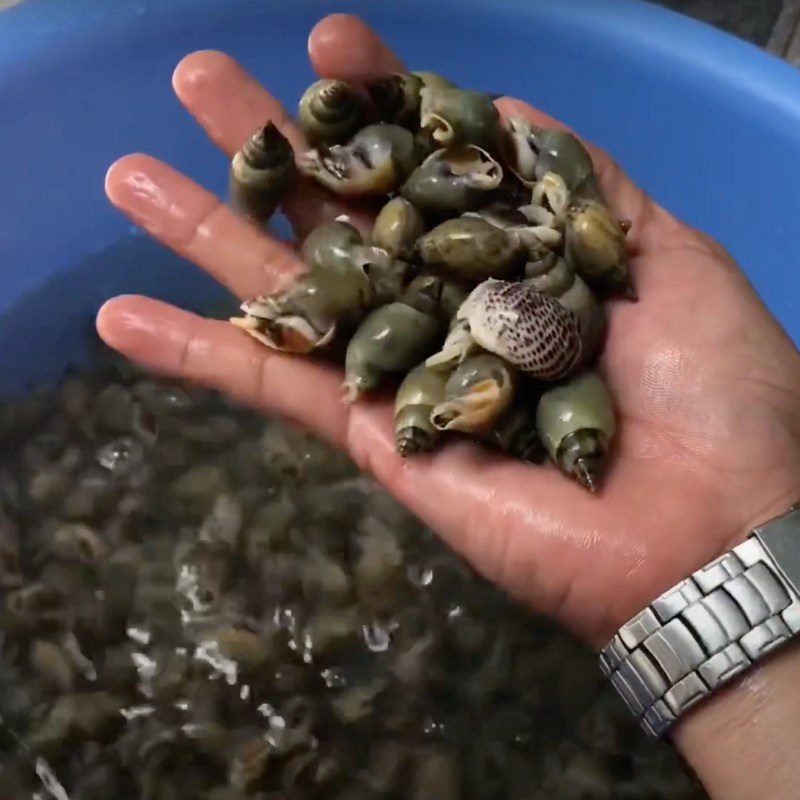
673,644,800,799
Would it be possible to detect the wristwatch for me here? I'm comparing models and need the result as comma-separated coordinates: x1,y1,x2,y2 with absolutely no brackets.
600,503,800,738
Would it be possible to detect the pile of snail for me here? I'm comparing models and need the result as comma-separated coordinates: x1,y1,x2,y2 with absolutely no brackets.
228,72,635,493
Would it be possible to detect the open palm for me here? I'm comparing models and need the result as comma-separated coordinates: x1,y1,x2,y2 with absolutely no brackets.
97,14,800,648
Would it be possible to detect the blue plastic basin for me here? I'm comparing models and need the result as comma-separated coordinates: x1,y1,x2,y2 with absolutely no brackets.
1,0,799,395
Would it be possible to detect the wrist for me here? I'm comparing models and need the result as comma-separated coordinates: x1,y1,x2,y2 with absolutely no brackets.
601,497,800,799
674,642,800,800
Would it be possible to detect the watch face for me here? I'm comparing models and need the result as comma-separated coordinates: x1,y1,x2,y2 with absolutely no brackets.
755,508,800,595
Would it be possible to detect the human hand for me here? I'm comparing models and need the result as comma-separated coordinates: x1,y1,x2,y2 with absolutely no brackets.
96,14,800,652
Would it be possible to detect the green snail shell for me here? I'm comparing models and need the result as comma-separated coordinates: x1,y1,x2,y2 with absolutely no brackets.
367,72,424,127
565,199,636,300
300,220,364,273
298,79,364,146
525,252,606,365
400,146,503,215
415,217,527,282
419,85,499,149
344,296,444,402
229,122,296,225
372,198,426,260
299,124,417,197
431,354,516,434
394,362,449,456
535,370,616,493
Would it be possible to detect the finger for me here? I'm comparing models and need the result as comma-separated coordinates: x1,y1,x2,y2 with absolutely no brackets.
96,295,350,447
105,154,303,300
345,407,624,631
308,13,405,82
172,50,305,155
172,49,373,239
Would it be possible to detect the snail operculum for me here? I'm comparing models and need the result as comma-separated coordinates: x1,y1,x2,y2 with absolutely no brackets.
400,146,503,214
298,124,417,197
431,354,516,433
298,79,364,146
415,217,527,282
419,85,499,149
394,362,449,456
229,122,296,224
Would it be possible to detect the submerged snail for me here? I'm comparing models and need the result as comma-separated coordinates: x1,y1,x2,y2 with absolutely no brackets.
431,354,516,434
565,199,636,300
400,146,503,215
525,247,605,364
394,362,448,456
415,217,527,282
536,370,616,493
299,124,417,197
367,72,424,128
372,197,426,260
231,221,372,353
229,122,296,225
502,117,599,199
343,276,446,401
428,279,582,381
419,85,499,149
298,79,364,146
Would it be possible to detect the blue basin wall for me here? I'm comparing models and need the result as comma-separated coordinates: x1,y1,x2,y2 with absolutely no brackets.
1,0,799,394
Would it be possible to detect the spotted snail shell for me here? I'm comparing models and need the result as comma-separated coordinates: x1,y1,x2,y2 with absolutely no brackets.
460,279,582,380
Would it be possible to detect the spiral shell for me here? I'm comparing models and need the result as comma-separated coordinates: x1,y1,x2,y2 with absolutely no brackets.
431,354,515,434
229,122,296,224
231,222,372,353
565,199,636,300
455,280,582,379
415,217,527,282
367,72,424,127
372,197,426,260
299,124,417,197
400,146,503,215
525,250,605,365
298,79,363,146
419,86,499,149
501,117,599,198
394,363,448,456
343,277,445,402
411,71,456,91
535,371,616,493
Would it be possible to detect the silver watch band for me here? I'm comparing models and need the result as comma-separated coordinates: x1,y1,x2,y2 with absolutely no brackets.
600,504,800,738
